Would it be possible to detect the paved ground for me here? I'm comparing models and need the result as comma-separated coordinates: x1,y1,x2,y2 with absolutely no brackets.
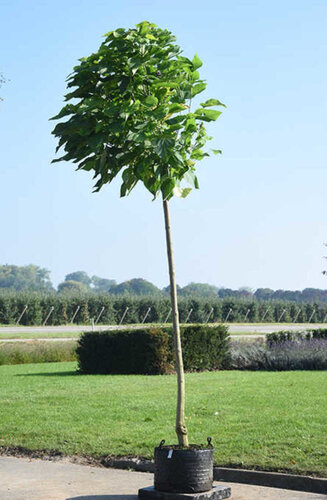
0,456,326,500
0,323,325,336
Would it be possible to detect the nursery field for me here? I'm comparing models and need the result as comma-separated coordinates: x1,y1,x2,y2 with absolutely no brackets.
0,362,326,477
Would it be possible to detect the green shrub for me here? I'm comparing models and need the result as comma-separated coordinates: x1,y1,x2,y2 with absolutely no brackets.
77,324,230,375
179,324,230,371
77,328,170,375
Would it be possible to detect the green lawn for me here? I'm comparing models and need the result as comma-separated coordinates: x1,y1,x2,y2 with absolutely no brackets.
0,331,81,340
0,362,326,476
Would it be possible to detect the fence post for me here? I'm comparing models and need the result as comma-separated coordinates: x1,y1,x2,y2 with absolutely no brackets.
43,306,54,326
164,308,172,323
95,306,105,324
261,307,270,321
292,308,301,323
119,307,129,325
142,307,151,324
185,308,193,324
71,305,80,324
224,308,233,323
277,308,286,323
308,309,315,323
16,305,28,325
244,308,250,321
205,307,214,323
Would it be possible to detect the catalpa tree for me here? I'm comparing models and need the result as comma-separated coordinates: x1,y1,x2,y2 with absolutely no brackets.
51,21,225,447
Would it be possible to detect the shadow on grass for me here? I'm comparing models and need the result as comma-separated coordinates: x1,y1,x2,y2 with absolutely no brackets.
66,496,138,500
15,371,78,377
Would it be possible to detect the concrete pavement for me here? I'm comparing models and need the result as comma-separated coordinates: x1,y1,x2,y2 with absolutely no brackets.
0,456,326,500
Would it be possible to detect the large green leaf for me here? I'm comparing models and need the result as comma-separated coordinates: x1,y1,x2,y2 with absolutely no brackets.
144,95,158,108
191,83,206,98
161,178,175,200
195,108,222,122
192,54,203,70
154,137,174,160
200,98,226,108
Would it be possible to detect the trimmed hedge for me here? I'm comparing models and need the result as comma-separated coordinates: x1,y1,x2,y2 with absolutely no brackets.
77,324,230,375
77,328,170,375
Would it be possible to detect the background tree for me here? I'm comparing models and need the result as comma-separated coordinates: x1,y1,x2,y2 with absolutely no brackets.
91,275,116,292
65,271,92,288
109,278,161,296
0,73,7,103
179,282,218,298
0,264,54,292
51,21,224,446
57,280,88,294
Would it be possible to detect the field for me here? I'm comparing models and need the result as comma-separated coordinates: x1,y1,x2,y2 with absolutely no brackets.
0,362,326,477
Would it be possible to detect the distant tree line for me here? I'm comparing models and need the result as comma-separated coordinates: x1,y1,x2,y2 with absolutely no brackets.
1,264,327,303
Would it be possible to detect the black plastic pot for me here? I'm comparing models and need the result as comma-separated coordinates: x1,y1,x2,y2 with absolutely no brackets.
154,440,214,493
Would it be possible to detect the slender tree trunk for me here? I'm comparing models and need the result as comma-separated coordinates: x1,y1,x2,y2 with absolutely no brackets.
163,198,189,447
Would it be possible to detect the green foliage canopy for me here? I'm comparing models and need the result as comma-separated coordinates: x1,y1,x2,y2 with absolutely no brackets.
109,277,161,296
51,21,225,200
65,271,92,288
0,265,54,292
91,275,116,292
57,280,88,294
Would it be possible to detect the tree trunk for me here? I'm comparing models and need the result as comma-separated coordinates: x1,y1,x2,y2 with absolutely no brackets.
163,198,189,447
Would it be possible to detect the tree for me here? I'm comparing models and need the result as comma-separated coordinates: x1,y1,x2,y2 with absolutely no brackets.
91,275,116,292
0,73,7,103
109,278,161,295
179,282,218,298
51,21,224,447
57,280,88,294
65,271,92,288
0,264,54,292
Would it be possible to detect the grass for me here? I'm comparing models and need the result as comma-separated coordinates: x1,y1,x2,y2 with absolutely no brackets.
0,341,77,365
0,362,326,477
0,331,81,340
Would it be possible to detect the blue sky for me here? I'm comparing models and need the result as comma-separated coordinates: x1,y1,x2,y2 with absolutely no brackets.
1,0,326,290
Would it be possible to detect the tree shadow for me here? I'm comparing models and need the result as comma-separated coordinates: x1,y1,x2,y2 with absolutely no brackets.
15,371,78,377
66,495,138,500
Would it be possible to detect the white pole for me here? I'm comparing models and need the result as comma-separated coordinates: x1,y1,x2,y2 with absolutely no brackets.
95,306,105,324
16,305,28,325
244,308,250,321
185,308,193,324
43,306,54,326
119,307,129,325
278,308,286,323
261,307,270,321
142,307,151,324
71,305,80,324
308,309,315,323
292,308,301,323
164,308,172,323
205,307,214,323
91,318,95,332
224,308,232,323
